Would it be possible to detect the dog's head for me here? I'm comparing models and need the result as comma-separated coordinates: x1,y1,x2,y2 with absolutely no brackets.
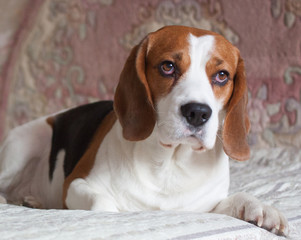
114,26,250,161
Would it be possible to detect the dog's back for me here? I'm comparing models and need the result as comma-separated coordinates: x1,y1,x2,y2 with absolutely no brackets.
0,101,113,208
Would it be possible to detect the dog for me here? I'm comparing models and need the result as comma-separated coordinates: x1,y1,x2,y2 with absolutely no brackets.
0,26,287,235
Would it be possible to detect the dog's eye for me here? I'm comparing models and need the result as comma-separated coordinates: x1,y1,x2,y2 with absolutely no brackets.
213,70,229,85
160,61,175,76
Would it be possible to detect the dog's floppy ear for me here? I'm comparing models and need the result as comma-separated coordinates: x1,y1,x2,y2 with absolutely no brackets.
114,37,156,141
223,57,250,161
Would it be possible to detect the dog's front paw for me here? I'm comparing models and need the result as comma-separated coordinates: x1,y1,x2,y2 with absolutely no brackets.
236,193,288,236
213,192,288,236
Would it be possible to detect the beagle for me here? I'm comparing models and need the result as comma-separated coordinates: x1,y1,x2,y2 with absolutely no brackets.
0,26,287,235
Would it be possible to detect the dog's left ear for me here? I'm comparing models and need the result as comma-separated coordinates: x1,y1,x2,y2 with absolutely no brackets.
223,57,250,161
114,37,156,141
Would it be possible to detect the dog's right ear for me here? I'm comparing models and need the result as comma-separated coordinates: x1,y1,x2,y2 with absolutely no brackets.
114,37,156,141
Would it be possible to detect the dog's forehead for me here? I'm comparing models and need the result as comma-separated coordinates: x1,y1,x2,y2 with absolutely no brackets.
144,26,239,103
147,26,238,63
148,26,215,52
210,35,239,68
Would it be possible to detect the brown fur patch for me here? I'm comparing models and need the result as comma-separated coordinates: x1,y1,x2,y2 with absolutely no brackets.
206,35,240,106
203,33,250,161
46,116,55,128
62,111,116,208
145,26,238,103
114,42,157,141
222,58,250,161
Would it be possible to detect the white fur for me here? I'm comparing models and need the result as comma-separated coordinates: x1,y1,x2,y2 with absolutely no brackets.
0,117,64,209
66,121,229,211
157,34,222,151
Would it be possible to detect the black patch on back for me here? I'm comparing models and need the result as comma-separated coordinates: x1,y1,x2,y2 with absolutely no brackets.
49,101,113,180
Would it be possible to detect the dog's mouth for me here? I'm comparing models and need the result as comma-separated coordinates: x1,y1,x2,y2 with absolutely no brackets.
191,145,205,152
189,134,206,152
159,134,206,152
159,141,173,148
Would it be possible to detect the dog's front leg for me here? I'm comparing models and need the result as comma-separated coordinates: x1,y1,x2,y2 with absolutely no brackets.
65,178,118,211
211,192,288,236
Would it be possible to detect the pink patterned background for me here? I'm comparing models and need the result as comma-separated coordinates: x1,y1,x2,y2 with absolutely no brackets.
0,0,301,149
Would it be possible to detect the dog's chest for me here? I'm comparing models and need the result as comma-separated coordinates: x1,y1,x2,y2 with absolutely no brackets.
87,125,230,211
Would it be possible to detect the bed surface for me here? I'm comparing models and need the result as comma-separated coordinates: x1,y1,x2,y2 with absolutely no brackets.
1,147,300,240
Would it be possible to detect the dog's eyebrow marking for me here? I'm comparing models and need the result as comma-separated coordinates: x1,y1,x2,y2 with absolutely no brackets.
215,58,224,66
173,52,183,61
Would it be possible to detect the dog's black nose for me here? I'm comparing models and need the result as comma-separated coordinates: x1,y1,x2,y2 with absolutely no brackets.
181,103,212,127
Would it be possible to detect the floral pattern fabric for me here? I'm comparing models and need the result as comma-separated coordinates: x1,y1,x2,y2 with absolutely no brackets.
0,0,301,149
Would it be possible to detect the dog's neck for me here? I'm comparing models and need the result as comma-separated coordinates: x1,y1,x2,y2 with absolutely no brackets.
88,120,231,211
113,120,229,189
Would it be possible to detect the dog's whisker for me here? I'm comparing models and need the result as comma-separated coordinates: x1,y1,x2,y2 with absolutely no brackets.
216,133,223,143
